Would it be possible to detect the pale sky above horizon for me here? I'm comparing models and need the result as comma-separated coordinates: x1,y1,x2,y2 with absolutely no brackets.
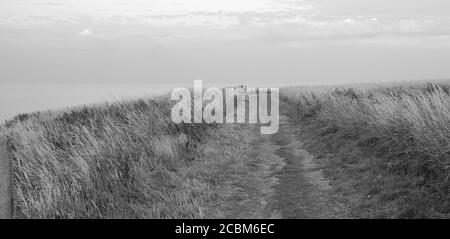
2,0,450,86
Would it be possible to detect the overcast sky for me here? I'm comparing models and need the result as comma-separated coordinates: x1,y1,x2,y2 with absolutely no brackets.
1,0,450,86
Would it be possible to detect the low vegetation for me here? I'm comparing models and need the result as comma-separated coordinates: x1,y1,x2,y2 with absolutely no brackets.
282,82,450,218
3,96,257,218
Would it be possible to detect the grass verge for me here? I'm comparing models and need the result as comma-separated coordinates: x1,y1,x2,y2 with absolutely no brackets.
3,96,258,218
282,82,450,218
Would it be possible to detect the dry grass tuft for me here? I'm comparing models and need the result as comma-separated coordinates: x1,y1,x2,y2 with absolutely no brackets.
4,97,219,218
282,82,450,218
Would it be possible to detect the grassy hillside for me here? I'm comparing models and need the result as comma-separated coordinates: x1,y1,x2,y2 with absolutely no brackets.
282,82,450,218
3,96,257,218
5,82,450,219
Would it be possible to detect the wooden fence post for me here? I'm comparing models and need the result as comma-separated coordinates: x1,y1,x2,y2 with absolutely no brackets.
0,138,12,219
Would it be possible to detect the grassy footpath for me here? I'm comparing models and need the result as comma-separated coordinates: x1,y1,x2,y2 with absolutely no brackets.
3,96,258,218
6,82,450,218
282,83,450,218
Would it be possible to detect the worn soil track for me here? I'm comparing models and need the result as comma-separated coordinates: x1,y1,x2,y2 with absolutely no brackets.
224,115,348,218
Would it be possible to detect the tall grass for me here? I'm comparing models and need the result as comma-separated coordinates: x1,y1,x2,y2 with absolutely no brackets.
5,97,214,218
283,82,450,217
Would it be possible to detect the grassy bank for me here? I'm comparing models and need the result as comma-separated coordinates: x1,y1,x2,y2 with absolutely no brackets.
6,82,450,219
3,96,257,218
282,82,450,218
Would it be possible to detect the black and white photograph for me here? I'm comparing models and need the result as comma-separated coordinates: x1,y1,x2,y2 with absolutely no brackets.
1,0,450,226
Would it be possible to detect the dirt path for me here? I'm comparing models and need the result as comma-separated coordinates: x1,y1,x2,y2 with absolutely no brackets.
271,115,348,218
0,138,12,219
224,115,348,218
